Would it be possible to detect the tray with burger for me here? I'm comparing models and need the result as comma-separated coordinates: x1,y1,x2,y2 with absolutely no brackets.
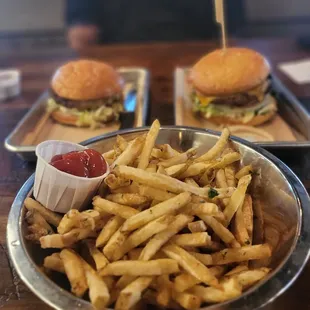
5,60,150,161
174,47,310,149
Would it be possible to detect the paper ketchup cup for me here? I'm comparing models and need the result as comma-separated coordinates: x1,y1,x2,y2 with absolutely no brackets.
34,140,110,213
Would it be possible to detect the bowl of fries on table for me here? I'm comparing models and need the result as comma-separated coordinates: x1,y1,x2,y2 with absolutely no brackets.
7,120,310,310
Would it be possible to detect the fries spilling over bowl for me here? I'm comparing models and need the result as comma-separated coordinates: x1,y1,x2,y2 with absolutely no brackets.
24,119,275,310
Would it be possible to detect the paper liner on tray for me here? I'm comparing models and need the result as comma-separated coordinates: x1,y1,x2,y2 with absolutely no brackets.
34,140,109,213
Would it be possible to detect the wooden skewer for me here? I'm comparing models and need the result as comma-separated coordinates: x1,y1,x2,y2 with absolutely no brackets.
214,0,227,50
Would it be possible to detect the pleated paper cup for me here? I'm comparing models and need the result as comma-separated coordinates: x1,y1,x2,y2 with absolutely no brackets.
34,140,110,213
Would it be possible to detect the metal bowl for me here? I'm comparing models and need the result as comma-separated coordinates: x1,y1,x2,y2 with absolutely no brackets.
7,126,310,310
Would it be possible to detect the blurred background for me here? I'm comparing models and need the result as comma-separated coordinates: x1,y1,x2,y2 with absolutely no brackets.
0,0,309,54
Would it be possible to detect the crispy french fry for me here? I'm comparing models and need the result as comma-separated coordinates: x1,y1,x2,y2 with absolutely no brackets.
105,174,131,190
146,162,158,173
225,265,249,276
111,183,140,194
188,220,207,233
100,259,179,276
102,149,115,159
116,275,137,289
121,192,191,232
138,120,160,169
165,163,189,178
24,197,61,227
139,214,193,261
242,194,253,243
115,276,153,310
211,244,272,265
60,249,88,297
184,178,199,187
105,193,149,207
172,290,201,310
179,163,212,179
236,165,253,180
113,135,145,167
112,215,174,261
156,275,172,307
189,278,242,303
170,232,211,247
96,215,124,248
195,128,230,163
93,196,139,219
84,240,109,271
162,244,219,288
188,252,212,266
43,253,65,273
157,165,168,175
138,185,176,201
158,144,180,158
182,202,219,216
224,165,236,188
159,148,197,168
25,210,54,234
223,174,252,226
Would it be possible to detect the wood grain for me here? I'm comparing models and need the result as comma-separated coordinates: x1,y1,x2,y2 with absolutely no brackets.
0,38,310,309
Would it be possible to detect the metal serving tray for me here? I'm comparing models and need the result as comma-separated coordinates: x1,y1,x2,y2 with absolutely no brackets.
4,67,150,161
174,67,310,150
7,127,310,310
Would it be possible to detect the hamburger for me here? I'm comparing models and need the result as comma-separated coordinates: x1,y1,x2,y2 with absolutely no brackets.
190,47,277,126
47,59,124,128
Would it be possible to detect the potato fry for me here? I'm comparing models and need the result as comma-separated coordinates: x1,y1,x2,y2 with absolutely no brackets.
100,259,179,276
225,265,248,276
184,178,199,187
60,249,88,297
188,220,207,233
105,193,149,207
121,192,191,232
172,291,201,310
102,149,115,159
182,202,219,216
242,194,253,243
236,165,253,180
165,163,189,178
113,135,145,167
116,275,137,289
264,225,280,251
113,215,174,261
188,252,212,266
211,244,272,265
138,119,160,169
93,196,139,219
138,185,175,201
139,214,193,261
43,253,65,273
96,215,124,248
25,210,54,234
157,165,168,175
223,174,252,226
146,162,157,173
189,278,242,303
115,276,153,310
84,240,109,271
232,199,250,246
171,232,211,247
26,224,49,242
105,174,131,190
158,144,181,158
156,275,172,307
224,165,236,188
159,148,197,168
116,135,129,152
128,248,143,260
195,128,230,163
24,197,61,227
162,244,219,288
179,162,212,179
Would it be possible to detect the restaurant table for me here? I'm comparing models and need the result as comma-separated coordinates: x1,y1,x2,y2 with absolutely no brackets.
0,37,310,309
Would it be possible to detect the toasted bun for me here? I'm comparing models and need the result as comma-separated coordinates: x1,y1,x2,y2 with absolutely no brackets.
191,48,270,96
51,59,124,100
50,110,79,127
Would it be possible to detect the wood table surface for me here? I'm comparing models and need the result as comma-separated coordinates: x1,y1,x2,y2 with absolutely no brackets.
1,37,310,309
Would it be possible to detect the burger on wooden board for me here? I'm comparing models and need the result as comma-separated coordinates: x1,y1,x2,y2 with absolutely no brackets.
47,59,124,128
190,47,277,126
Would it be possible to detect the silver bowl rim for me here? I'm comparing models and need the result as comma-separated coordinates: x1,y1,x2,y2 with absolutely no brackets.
7,125,310,310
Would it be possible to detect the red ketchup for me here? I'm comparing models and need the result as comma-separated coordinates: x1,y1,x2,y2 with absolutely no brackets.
50,149,107,178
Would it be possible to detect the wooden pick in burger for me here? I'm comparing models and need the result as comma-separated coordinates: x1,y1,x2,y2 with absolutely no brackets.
214,0,227,50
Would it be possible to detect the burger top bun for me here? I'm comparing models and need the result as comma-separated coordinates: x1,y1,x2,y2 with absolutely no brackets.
51,59,124,101
190,47,271,96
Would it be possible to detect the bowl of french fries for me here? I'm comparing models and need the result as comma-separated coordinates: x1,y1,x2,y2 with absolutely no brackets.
7,120,310,310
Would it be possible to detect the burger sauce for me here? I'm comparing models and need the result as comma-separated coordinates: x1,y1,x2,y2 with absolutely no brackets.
50,149,107,178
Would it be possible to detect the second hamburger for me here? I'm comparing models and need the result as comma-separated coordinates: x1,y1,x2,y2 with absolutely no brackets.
190,47,277,126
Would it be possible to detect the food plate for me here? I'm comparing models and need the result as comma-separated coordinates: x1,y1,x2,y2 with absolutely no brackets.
7,126,310,310
4,67,150,161
174,67,310,150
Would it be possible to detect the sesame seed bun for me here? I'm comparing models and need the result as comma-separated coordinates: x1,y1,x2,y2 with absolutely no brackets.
51,59,124,101
190,48,270,96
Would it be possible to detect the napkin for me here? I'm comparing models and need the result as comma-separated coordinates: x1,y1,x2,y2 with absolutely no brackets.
278,59,310,84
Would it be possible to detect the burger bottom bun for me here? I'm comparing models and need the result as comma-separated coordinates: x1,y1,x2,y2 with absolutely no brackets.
51,110,79,127
202,109,276,126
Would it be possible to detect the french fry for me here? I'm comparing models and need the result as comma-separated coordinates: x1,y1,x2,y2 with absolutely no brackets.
189,278,242,303
170,232,211,247
96,216,124,247
157,165,168,175
138,185,176,201
93,196,139,219
195,128,230,163
179,162,212,179
165,163,189,178
264,225,280,251
26,224,49,242
105,174,131,190
158,144,180,158
128,248,143,260
43,253,65,273
25,210,54,234
236,165,253,180
85,269,110,309
105,193,149,207
184,178,199,187
115,276,153,310
112,183,140,194
116,275,137,289
211,244,272,265
156,275,172,307
138,119,160,169
182,202,219,216
121,192,191,232
84,240,109,271
24,197,62,227
146,162,157,173
188,252,212,266
159,148,197,168
172,291,201,310
263,212,288,233
162,244,220,288
113,135,145,167
116,135,129,152
60,249,88,297
188,220,207,233
224,165,236,188
112,215,174,261
223,174,252,226
139,214,193,261
225,265,248,276
100,259,180,276
102,149,115,159
242,194,253,243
